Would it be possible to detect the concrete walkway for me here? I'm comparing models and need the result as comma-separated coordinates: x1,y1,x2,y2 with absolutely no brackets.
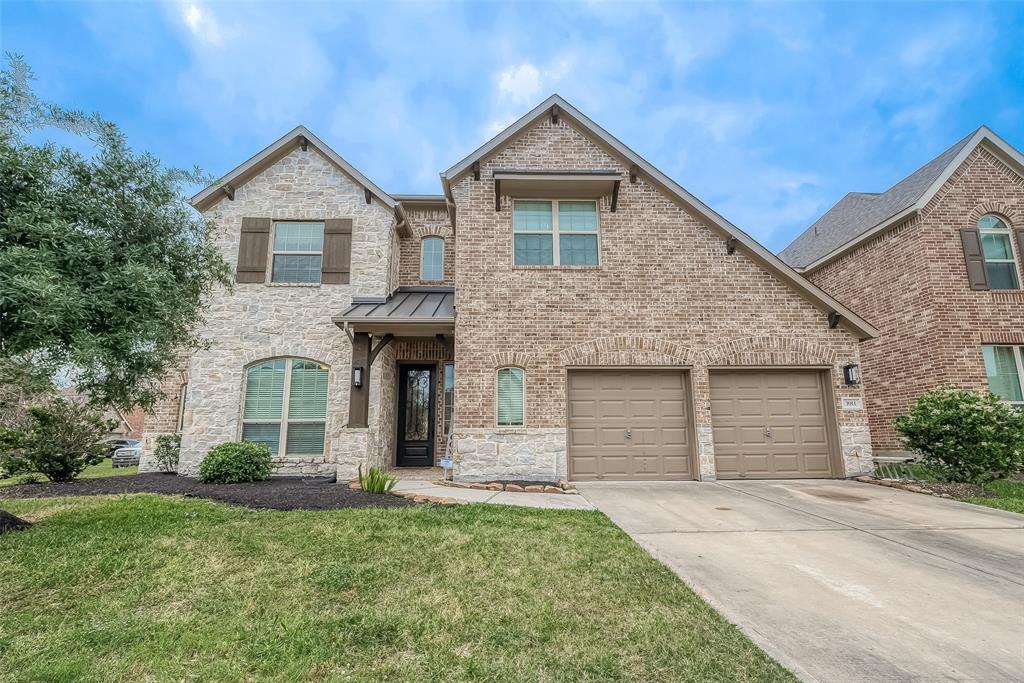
577,479,1024,682
392,479,595,510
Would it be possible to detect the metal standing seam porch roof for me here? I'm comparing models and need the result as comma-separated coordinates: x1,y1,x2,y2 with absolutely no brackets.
334,287,455,334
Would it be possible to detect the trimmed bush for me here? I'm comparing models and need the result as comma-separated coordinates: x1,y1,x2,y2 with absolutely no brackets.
198,442,272,484
894,389,1024,484
153,434,181,474
358,464,397,493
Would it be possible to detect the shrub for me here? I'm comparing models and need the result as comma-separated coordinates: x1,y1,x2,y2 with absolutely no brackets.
0,398,112,482
894,389,1024,484
152,434,181,474
358,465,397,493
198,441,272,484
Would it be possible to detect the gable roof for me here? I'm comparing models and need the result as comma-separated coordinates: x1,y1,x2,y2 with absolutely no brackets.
442,94,879,340
191,125,396,212
780,126,1024,272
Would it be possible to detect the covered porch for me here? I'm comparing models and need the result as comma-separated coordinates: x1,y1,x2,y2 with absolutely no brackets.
333,287,455,479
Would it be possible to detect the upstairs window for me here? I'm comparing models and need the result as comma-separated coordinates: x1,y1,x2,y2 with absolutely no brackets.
513,200,599,266
978,215,1019,290
272,222,324,283
420,237,445,281
242,358,329,455
983,345,1024,406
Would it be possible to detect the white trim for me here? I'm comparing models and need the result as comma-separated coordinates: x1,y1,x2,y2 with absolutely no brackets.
270,221,324,285
978,214,1022,289
512,198,601,267
420,236,445,281
982,344,1024,406
240,358,329,456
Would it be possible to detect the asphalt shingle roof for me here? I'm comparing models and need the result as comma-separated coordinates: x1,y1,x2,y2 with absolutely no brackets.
779,129,979,269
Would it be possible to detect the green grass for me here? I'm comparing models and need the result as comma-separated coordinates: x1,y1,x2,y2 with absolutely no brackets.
0,495,792,683
0,459,138,488
874,462,1024,515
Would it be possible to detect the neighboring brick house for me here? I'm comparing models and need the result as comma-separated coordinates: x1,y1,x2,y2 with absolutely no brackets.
142,95,878,482
780,127,1024,457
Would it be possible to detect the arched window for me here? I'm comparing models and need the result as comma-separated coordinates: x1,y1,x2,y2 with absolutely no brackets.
978,215,1019,289
420,237,444,281
242,358,329,455
496,367,525,426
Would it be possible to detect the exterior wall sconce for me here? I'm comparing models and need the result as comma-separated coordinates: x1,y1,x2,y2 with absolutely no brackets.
352,366,364,387
843,363,860,386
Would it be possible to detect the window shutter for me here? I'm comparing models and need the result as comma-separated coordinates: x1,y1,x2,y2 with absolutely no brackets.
959,227,989,290
322,218,353,284
236,217,272,283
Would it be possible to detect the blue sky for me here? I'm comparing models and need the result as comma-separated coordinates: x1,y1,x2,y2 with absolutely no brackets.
4,1,1023,250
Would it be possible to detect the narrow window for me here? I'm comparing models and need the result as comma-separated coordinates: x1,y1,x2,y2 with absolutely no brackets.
242,358,329,454
978,215,1019,290
496,367,525,426
443,362,455,439
982,345,1024,405
271,222,324,283
513,200,599,266
420,237,445,281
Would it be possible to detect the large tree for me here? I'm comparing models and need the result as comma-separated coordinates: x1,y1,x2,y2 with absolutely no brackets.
0,56,231,410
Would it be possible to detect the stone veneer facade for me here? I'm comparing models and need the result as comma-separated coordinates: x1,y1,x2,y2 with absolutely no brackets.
807,144,1024,455
162,146,397,476
448,117,872,481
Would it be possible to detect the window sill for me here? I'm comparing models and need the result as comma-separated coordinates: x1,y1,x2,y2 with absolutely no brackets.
266,282,322,288
511,265,602,271
989,290,1024,303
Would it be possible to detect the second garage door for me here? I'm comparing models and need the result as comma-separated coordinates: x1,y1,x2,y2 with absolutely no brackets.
710,370,835,479
568,370,694,481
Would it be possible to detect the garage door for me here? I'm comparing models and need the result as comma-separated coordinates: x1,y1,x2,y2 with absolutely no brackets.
568,370,693,480
710,370,834,479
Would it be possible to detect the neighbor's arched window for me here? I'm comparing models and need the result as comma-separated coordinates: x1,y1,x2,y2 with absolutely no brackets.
242,358,329,455
978,214,1020,289
420,236,445,281
496,367,525,427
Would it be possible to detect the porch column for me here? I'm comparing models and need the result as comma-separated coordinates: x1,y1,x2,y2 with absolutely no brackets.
348,332,371,428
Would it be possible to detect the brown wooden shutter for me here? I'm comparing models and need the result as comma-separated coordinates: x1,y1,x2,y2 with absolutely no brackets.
322,218,353,284
236,217,272,283
959,227,989,290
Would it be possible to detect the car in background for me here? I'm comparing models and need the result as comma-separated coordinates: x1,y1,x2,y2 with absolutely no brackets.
107,438,142,468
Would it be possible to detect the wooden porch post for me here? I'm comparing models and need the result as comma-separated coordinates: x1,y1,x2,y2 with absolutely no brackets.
348,332,371,428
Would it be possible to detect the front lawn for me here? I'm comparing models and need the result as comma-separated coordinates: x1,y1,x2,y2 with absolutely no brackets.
0,495,792,682
874,462,1024,514
0,458,138,488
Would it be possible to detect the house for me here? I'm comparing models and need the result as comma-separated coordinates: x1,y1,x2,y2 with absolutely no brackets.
141,95,877,482
781,127,1024,458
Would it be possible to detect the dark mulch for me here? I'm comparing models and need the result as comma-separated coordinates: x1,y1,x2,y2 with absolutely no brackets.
0,474,415,511
0,509,32,534
909,480,994,498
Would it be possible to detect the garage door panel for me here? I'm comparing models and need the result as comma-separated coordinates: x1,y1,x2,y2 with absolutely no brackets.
711,370,835,480
568,370,693,481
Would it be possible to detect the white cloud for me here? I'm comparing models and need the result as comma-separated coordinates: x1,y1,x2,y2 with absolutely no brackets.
178,2,221,45
497,63,542,106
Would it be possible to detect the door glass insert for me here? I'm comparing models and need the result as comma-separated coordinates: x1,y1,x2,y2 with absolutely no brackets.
404,369,432,441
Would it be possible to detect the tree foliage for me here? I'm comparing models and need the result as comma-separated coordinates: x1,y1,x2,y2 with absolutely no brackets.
894,388,1024,484
0,54,231,410
0,397,113,482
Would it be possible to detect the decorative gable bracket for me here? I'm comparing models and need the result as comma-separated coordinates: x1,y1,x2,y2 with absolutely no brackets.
220,184,235,201
828,311,842,329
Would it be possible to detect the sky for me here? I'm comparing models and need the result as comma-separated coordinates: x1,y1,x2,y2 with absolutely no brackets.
3,1,1023,251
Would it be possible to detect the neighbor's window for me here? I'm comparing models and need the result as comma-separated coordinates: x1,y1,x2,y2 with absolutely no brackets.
496,367,525,426
513,200,599,266
421,237,445,281
242,358,329,455
978,215,1019,290
982,345,1024,405
272,222,324,283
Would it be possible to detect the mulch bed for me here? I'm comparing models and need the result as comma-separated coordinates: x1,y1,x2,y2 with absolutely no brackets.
856,476,993,499
0,510,32,534
0,474,415,511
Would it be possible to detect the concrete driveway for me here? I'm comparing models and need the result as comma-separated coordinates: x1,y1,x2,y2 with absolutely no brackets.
578,479,1024,682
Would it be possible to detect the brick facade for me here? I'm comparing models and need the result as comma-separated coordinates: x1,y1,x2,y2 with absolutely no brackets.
449,117,871,480
808,145,1024,454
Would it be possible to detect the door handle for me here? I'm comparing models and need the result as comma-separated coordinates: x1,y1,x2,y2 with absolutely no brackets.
624,429,632,440
764,426,772,439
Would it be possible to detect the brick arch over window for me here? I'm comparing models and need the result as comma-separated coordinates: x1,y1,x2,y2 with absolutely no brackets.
558,336,696,367
411,223,454,239
490,351,534,369
240,343,336,368
968,203,1019,228
702,335,837,366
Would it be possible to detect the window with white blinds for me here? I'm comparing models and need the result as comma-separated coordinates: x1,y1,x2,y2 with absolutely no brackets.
242,358,329,455
496,367,525,426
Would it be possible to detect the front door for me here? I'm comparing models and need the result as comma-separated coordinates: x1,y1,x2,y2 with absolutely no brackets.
397,364,436,466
